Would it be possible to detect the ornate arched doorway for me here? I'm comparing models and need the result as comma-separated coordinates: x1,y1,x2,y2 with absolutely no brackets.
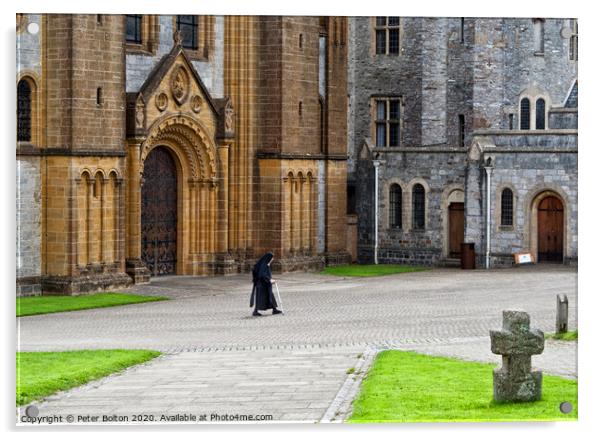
141,147,178,275
537,195,564,262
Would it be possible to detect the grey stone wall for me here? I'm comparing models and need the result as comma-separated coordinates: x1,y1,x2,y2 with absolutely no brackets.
487,151,578,264
500,18,578,121
446,18,475,148
16,157,42,296
350,17,578,267
420,19,448,146
126,15,224,97
347,17,426,189
549,110,578,129
357,149,466,264
17,14,43,296
16,14,42,76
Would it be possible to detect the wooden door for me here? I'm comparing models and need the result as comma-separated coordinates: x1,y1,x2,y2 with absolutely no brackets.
448,202,464,258
141,147,178,276
537,196,563,262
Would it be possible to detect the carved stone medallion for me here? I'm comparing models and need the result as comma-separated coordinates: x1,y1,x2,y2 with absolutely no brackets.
155,92,168,112
224,100,235,133
171,65,189,105
191,95,203,113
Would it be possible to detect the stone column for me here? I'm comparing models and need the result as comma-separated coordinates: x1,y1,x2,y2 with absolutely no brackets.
188,180,197,255
115,178,123,268
200,182,207,256
209,182,217,255
282,175,291,253
293,176,300,252
217,144,230,253
125,139,150,283
100,177,107,265
86,178,94,265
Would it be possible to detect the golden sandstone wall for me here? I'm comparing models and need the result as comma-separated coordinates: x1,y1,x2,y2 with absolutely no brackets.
40,15,130,293
18,14,350,295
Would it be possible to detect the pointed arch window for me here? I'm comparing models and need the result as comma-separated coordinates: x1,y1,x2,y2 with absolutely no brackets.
17,79,31,142
520,98,530,130
501,188,513,226
412,184,425,230
389,184,402,229
535,98,546,130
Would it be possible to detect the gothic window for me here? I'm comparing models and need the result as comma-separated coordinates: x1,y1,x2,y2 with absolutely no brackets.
373,97,402,147
17,79,31,142
535,98,546,130
375,17,400,55
509,113,515,130
533,19,544,54
389,184,402,229
569,19,578,61
460,17,465,43
520,98,530,130
125,15,142,43
501,188,513,226
458,114,466,147
177,15,198,50
412,184,425,230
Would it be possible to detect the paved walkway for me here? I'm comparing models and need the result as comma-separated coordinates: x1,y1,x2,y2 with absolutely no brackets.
17,266,578,424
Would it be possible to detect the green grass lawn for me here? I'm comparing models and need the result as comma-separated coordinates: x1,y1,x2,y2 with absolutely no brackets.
546,330,578,341
321,264,428,277
17,293,169,317
349,351,577,423
16,350,161,406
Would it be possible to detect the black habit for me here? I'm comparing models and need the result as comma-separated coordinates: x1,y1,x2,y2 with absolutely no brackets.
250,252,278,311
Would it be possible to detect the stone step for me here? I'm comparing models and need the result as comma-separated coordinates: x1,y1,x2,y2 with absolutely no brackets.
439,258,461,268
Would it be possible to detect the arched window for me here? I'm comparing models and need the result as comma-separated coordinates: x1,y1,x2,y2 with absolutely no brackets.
412,184,425,230
535,98,546,129
501,188,513,226
17,79,32,142
389,184,402,229
520,98,530,130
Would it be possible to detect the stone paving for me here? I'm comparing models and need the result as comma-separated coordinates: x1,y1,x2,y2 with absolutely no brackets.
17,265,578,424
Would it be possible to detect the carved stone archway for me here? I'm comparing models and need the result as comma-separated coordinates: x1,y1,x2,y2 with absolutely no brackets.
125,37,235,282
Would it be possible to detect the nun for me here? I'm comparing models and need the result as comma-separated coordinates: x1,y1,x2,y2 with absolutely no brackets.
250,252,282,316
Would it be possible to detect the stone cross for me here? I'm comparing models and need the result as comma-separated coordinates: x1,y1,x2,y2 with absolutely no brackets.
490,310,544,402
556,294,569,334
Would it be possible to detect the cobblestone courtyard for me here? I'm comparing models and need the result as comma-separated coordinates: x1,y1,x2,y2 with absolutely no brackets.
17,266,578,423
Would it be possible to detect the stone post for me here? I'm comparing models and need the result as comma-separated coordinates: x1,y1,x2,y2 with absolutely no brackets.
556,294,569,334
490,310,545,402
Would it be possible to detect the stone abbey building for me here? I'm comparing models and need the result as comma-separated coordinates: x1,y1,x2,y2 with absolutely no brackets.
16,14,349,295
348,17,578,267
16,15,579,295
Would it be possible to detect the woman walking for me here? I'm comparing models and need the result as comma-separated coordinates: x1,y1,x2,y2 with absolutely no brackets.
250,252,282,316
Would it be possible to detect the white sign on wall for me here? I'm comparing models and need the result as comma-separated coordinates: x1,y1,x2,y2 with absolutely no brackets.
514,252,534,265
